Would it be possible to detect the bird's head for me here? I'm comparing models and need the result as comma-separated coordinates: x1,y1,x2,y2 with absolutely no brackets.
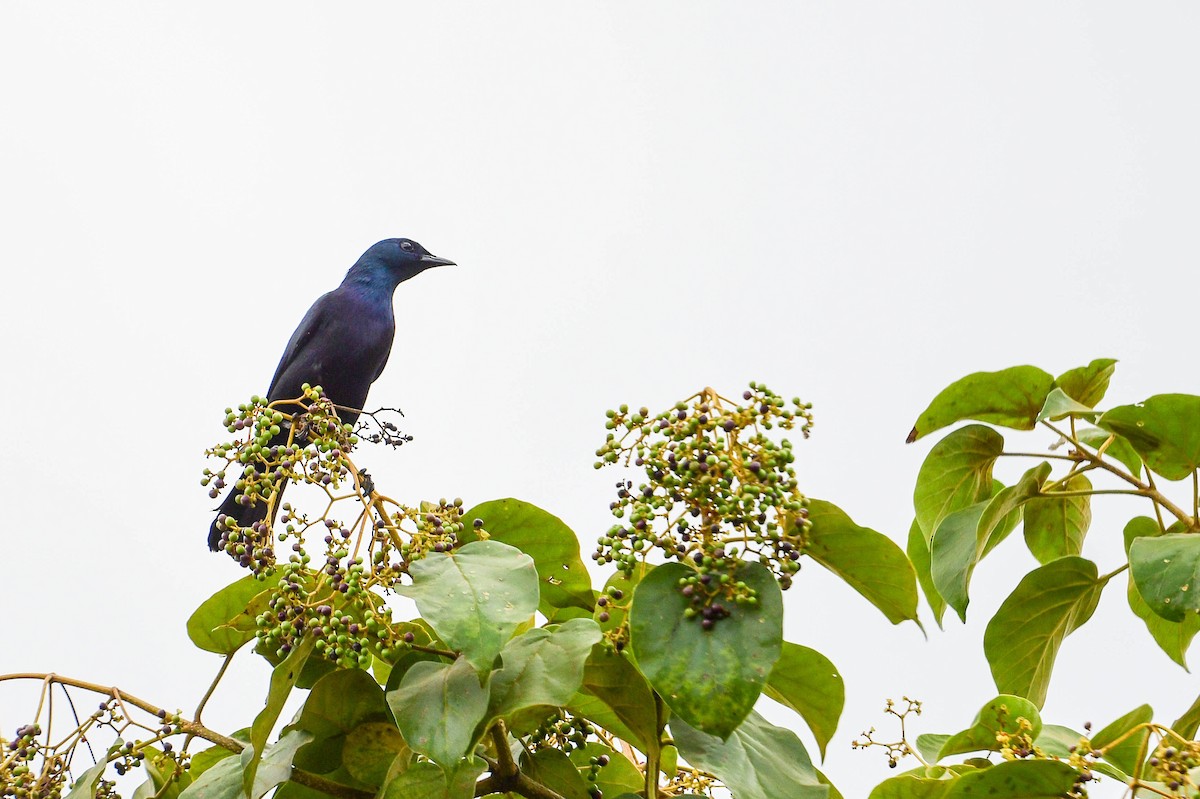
348,238,455,287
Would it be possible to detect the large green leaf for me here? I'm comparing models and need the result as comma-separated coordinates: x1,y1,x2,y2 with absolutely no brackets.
568,744,643,798
1032,725,1084,758
488,618,602,720
912,425,1004,539
250,730,313,799
519,748,591,799
387,656,489,769
907,366,1055,442
983,557,1110,708
377,758,485,799
979,463,1051,558
1130,534,1200,621
1098,394,1200,480
1122,517,1200,666
399,540,539,673
762,642,843,760
571,646,661,754
341,724,407,787
930,502,988,623
867,772,952,799
929,488,1022,624
1023,475,1092,563
629,561,782,739
177,754,241,799
287,669,395,789
1054,358,1117,407
1076,427,1143,478
245,636,314,796
1128,574,1200,668
907,519,947,628
186,574,279,655
671,711,827,799
803,499,920,626
1090,704,1152,777
933,695,1042,761
463,498,595,617
945,760,1080,797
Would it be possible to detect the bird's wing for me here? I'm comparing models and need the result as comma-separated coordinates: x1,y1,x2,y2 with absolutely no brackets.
266,291,335,400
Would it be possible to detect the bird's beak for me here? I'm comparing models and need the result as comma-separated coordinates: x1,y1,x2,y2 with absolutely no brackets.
420,254,456,268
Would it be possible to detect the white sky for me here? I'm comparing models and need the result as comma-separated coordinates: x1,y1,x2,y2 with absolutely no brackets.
2,4,1199,797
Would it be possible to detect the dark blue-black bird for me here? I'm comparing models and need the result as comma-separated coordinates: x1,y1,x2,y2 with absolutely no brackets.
208,238,453,551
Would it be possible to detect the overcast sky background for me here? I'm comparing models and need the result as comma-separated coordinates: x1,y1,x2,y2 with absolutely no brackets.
3,4,1199,797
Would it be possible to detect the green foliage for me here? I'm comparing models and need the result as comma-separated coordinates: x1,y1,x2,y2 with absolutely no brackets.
17,365,1200,799
629,561,782,739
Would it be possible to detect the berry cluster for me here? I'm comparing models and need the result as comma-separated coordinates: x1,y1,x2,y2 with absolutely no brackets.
206,385,361,571
2,724,50,799
582,752,611,799
593,384,813,627
205,389,477,671
530,713,596,754
1147,740,1200,796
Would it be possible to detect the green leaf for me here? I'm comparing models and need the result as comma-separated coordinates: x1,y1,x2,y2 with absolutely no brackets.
186,574,279,655
1032,725,1084,758
934,695,1041,760
983,557,1110,708
762,642,844,760
1091,704,1152,777
979,462,1051,558
342,724,408,786
803,499,920,626
1173,693,1200,739
944,760,1080,797
286,668,397,788
571,646,661,754
1098,394,1200,480
1023,475,1092,564
519,747,591,799
378,758,485,799
929,477,1025,623
629,561,782,739
1037,388,1099,422
868,772,953,799
245,636,314,796
930,501,988,623
251,730,313,799
913,425,1005,539
1054,358,1117,407
488,618,603,720
569,744,644,798
1128,574,1200,669
137,746,193,799
65,761,109,799
672,711,827,799
1130,534,1200,621
1076,427,1143,478
463,498,595,617
387,656,489,768
915,734,952,764
399,540,540,673
178,754,242,799
907,366,1055,442
908,519,947,628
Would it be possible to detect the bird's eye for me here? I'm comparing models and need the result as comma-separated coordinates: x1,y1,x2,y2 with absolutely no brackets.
400,241,414,252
